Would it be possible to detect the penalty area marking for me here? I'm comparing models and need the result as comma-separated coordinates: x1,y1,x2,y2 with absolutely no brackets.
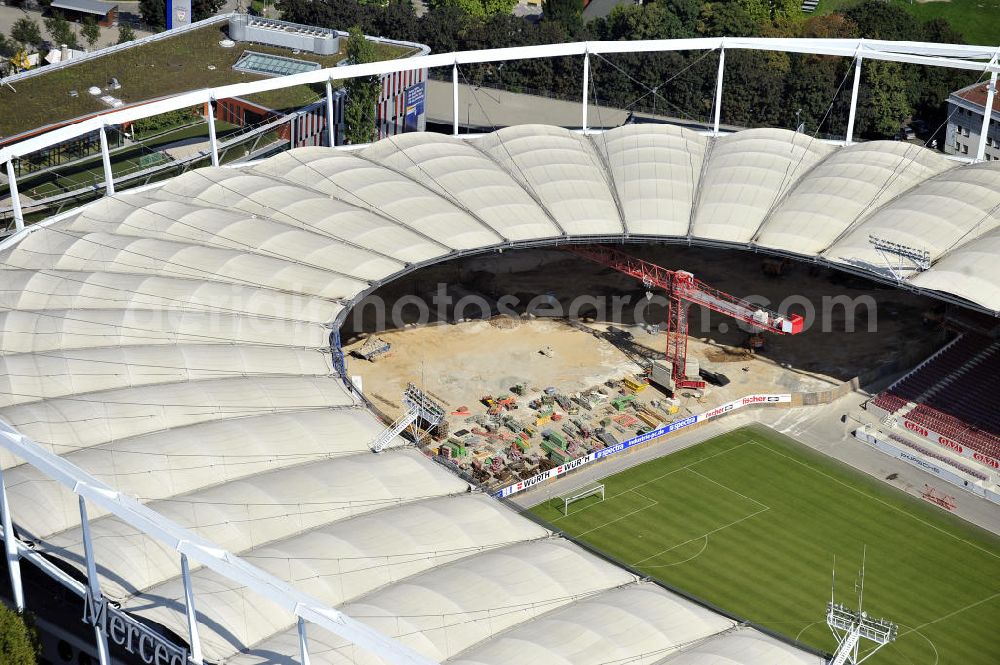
631,450,771,569
574,490,660,538
549,439,753,524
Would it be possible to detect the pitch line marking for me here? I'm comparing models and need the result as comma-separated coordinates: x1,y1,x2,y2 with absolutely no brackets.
635,506,771,568
794,621,820,642
684,466,769,511
896,590,1000,639
549,440,752,524
575,494,660,537
889,623,940,665
750,435,1000,562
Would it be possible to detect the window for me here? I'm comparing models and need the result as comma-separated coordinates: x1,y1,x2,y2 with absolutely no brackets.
962,144,969,154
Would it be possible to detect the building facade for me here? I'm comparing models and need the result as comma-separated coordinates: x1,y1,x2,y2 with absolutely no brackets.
946,81,1000,160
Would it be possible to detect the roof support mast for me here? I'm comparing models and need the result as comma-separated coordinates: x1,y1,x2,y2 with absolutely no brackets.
975,59,998,162
564,245,804,391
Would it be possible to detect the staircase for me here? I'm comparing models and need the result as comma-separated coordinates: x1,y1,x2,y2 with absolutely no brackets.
830,630,862,665
371,408,420,453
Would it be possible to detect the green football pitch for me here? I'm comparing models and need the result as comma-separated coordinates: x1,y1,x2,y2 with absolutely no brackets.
528,425,1000,665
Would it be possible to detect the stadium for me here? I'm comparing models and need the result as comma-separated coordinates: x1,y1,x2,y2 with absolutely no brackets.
0,28,999,665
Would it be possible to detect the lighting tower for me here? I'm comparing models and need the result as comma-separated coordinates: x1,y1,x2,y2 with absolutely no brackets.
371,384,444,452
826,550,898,665
868,234,931,281
563,245,804,390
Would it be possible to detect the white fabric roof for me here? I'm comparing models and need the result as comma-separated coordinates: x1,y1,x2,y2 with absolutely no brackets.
445,582,734,665
653,627,824,665
8,123,991,664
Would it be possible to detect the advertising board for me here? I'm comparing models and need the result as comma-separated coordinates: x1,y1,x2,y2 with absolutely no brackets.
494,393,791,498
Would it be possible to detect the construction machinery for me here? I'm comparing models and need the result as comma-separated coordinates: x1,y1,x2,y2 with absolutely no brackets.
564,245,804,390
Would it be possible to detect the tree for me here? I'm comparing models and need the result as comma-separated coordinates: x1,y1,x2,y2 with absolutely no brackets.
431,0,516,20
44,12,80,49
192,0,226,21
0,606,39,665
82,17,101,49
662,0,701,31
117,24,137,44
139,0,166,29
543,0,583,35
856,59,911,138
0,34,16,59
844,0,920,40
343,27,380,145
696,1,756,37
738,0,799,24
11,17,43,49
603,3,688,41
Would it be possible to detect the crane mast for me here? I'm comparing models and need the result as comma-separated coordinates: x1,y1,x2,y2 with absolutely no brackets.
563,245,804,390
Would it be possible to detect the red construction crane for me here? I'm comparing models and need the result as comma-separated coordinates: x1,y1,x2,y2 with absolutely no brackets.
564,245,804,390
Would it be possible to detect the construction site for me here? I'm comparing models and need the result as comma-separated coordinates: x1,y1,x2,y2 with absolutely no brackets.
343,243,944,491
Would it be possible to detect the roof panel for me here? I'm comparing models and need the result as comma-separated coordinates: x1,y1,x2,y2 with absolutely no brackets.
756,141,955,255
362,133,562,242
592,124,708,236
691,128,835,243
472,125,623,235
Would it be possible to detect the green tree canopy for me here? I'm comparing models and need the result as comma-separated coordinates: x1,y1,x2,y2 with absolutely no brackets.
44,12,80,49
696,1,756,37
0,34,17,59
82,16,101,48
844,0,919,40
856,59,911,138
738,0,800,24
117,24,137,44
603,3,688,41
343,26,381,145
543,0,582,35
0,606,38,665
10,17,43,49
431,0,516,20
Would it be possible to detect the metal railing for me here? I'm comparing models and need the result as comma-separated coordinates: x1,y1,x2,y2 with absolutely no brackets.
0,34,999,665
0,419,437,665
2,36,999,233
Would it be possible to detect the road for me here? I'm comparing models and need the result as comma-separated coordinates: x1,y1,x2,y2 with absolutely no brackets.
424,78,740,132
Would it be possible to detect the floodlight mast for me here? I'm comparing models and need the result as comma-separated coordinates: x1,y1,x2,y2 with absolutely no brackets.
563,245,804,390
868,234,931,282
371,384,444,452
826,548,898,665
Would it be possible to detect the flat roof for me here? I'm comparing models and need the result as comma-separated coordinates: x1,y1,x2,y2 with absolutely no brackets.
50,0,116,15
0,16,422,142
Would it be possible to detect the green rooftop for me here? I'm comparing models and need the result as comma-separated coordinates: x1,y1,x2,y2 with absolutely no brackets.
0,21,420,141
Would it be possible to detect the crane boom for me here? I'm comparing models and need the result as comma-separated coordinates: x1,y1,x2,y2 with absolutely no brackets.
563,245,804,390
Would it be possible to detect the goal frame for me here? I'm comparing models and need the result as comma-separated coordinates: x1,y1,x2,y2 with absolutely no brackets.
561,482,605,515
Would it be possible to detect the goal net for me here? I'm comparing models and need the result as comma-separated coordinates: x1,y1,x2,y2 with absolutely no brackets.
560,482,605,515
